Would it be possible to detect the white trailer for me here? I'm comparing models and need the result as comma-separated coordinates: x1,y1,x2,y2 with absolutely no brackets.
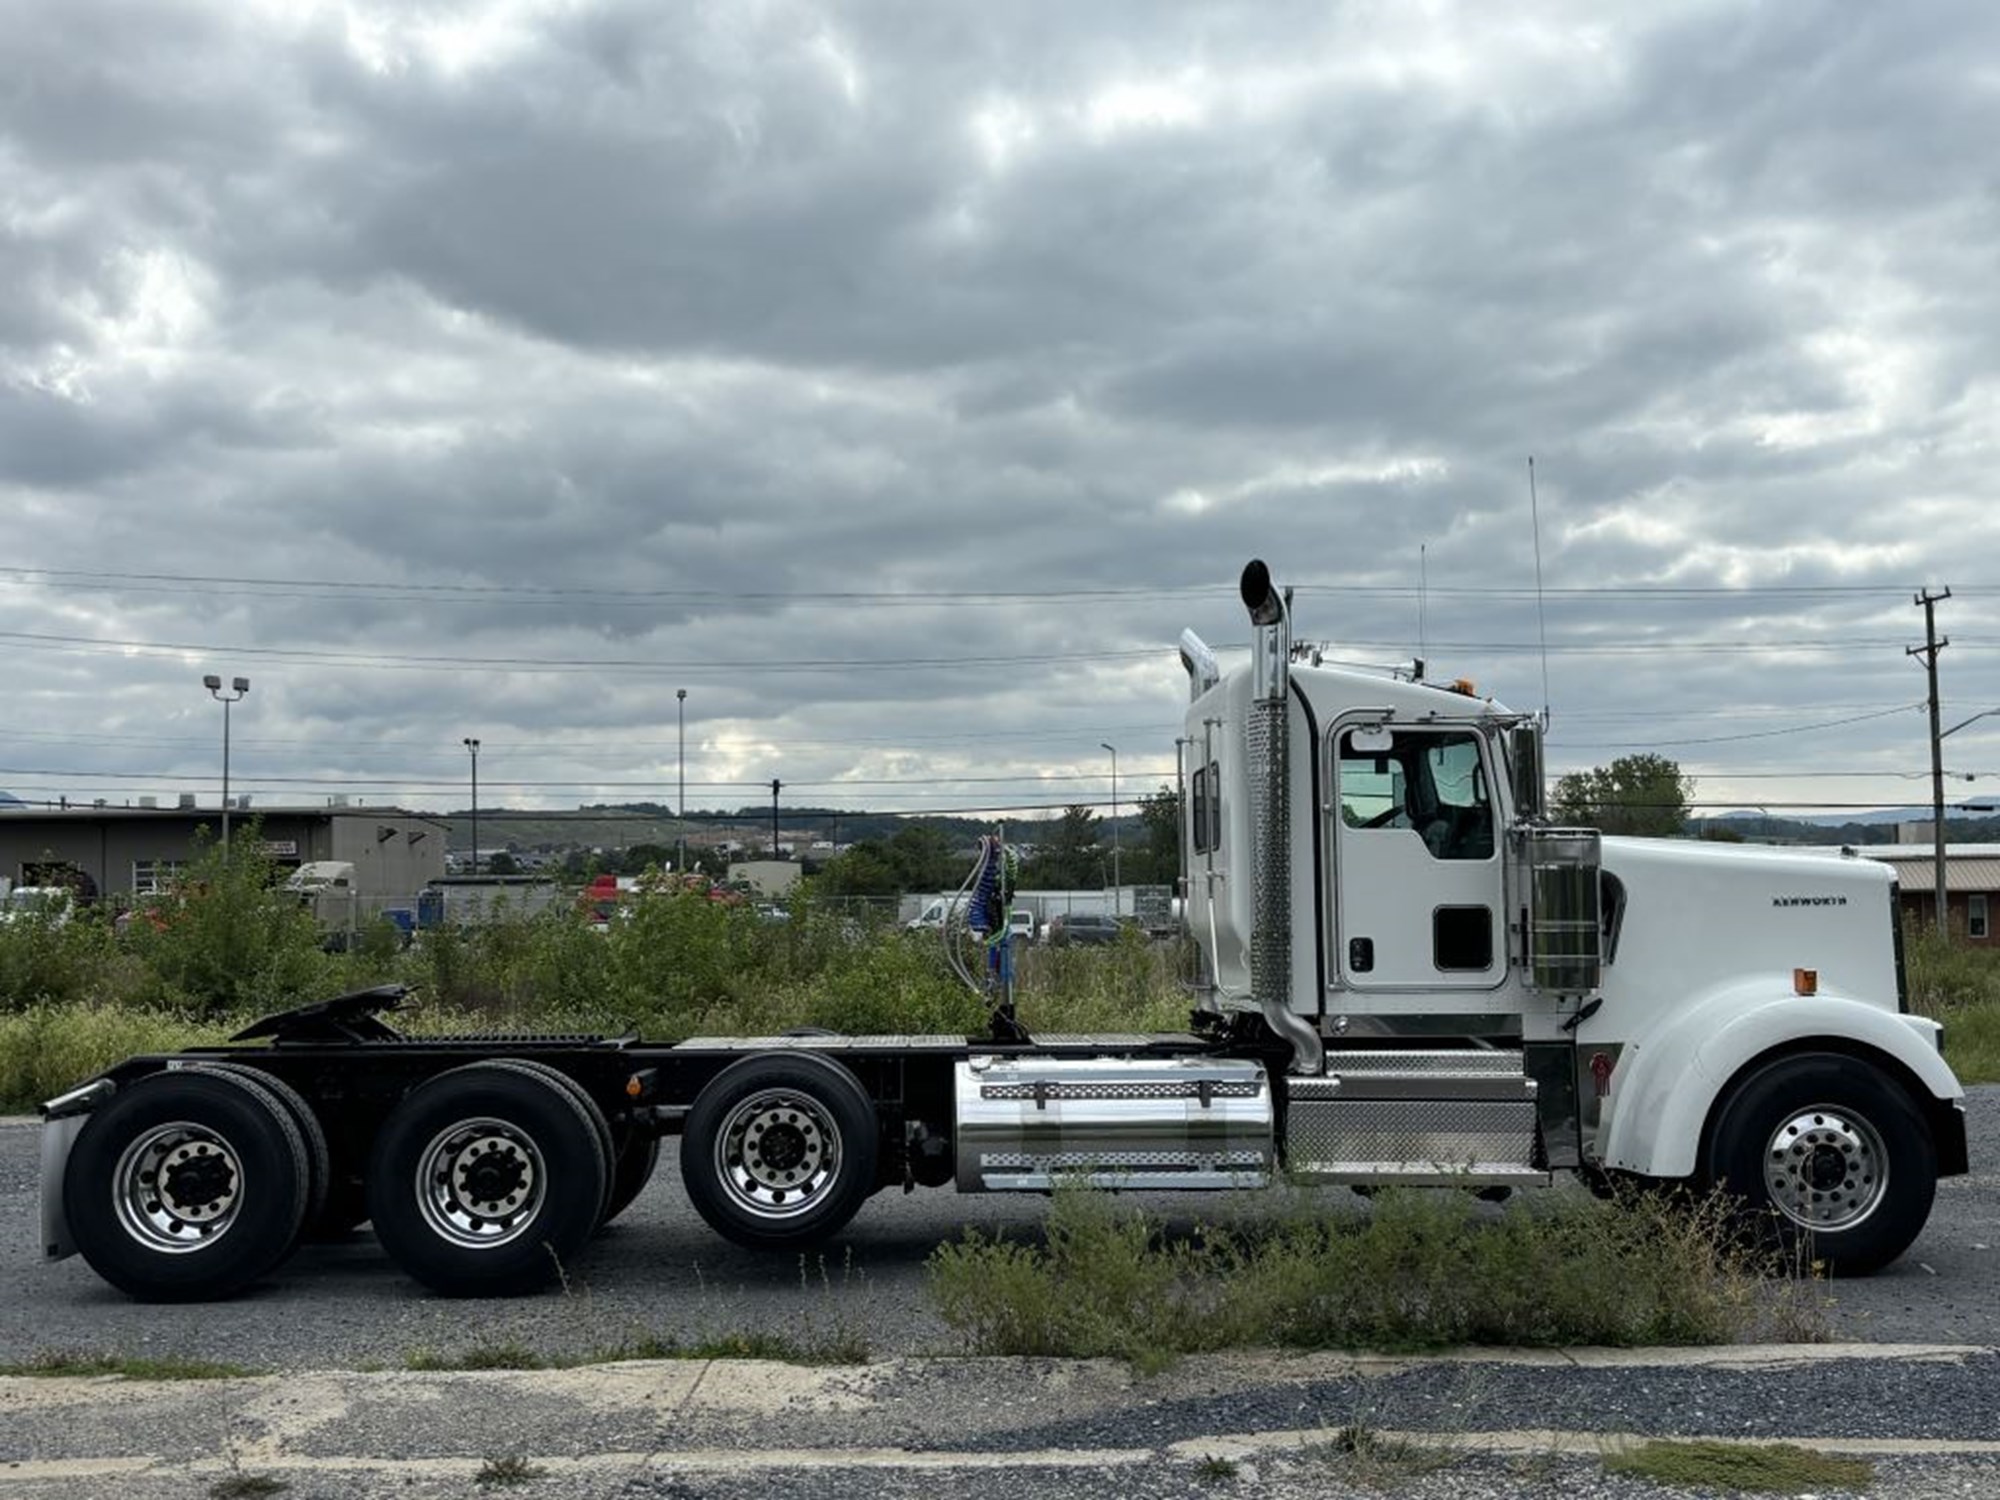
39,559,1968,1301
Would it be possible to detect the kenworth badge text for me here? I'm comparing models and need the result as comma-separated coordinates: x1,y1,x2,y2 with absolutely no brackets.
40,561,1969,1300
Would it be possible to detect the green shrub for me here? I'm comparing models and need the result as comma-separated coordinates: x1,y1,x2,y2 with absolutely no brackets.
121,830,332,1017
0,908,145,1012
930,1184,1795,1367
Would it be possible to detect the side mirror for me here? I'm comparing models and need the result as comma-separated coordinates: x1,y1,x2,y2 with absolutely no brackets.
1509,723,1545,821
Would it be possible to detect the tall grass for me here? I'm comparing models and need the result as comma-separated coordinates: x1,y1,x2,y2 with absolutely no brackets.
0,1005,238,1109
928,1184,1810,1368
1904,928,2000,1082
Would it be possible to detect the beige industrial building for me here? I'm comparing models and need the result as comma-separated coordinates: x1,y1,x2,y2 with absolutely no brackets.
0,804,448,905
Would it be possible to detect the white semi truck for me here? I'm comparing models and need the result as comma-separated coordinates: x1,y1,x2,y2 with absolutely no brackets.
39,560,1967,1300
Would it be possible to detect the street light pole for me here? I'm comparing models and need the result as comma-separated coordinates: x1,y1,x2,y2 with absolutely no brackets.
677,688,687,875
202,675,249,854
463,738,480,876
1100,741,1120,915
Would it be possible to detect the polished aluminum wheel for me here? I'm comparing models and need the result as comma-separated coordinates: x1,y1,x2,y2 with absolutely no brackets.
712,1089,841,1221
114,1121,244,1253
414,1116,545,1250
1763,1105,1889,1231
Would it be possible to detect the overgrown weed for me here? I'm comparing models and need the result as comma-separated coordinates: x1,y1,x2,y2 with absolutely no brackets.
929,1182,1823,1366
1605,1438,1874,1493
0,1349,255,1380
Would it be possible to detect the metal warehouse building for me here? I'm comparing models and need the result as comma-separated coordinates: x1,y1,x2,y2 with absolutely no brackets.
0,805,448,905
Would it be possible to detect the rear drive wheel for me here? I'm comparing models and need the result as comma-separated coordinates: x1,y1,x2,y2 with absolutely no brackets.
1705,1052,1936,1276
367,1062,609,1296
190,1062,329,1248
680,1054,877,1251
63,1070,310,1301
482,1059,615,1225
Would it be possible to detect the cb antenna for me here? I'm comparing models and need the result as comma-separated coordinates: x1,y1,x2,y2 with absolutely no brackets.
1418,542,1428,677
1528,457,1552,730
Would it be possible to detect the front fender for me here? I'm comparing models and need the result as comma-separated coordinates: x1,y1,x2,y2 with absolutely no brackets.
1598,982,1962,1178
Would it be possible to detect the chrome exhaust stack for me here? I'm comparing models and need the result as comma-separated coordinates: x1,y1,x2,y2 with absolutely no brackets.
1240,560,1323,1076
1179,628,1220,700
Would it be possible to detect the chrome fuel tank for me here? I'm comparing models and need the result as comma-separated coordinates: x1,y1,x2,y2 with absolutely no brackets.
954,1056,1273,1192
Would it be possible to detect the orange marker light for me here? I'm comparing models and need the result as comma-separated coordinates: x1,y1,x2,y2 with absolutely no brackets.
626,1075,644,1097
1793,968,1818,996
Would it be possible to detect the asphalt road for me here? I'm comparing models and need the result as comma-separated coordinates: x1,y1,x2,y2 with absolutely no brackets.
3,1086,1994,1371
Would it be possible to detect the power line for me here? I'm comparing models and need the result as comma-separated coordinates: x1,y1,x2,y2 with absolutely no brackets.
0,764,1178,790
1553,702,1922,750
0,629,1169,674
9,562,2000,603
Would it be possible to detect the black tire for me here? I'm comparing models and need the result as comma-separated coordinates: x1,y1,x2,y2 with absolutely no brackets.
484,1059,615,1225
191,1063,329,1247
1704,1052,1937,1276
679,1053,878,1251
62,1070,310,1301
603,1134,661,1225
367,1062,609,1297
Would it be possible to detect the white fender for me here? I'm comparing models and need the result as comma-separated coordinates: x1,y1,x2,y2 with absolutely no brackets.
1597,980,1961,1178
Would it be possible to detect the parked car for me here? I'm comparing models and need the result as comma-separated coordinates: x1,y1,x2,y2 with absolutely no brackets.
1044,912,1123,946
0,886,72,927
1006,908,1037,944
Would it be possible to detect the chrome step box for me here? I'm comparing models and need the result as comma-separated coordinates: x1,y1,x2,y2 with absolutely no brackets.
1285,1052,1546,1187
954,1056,1273,1192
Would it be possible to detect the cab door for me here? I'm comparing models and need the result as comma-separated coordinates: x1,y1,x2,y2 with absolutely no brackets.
1331,723,1505,991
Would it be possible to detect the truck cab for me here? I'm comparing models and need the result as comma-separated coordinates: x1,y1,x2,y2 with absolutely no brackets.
1177,560,1966,1272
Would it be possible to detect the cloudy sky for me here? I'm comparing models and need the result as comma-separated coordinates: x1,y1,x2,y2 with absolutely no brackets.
3,0,1998,830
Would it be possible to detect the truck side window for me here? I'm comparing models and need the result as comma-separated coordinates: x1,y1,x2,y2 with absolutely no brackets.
1422,736,1494,861
1338,729,1493,861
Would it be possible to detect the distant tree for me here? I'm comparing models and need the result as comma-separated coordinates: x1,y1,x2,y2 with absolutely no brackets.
1553,754,1694,837
815,843,902,897
485,851,520,875
1023,805,1102,888
622,843,671,874
1129,785,1182,885
885,825,959,891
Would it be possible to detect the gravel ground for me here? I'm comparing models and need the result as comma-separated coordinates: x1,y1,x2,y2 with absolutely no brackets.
607,1454,2000,1500
0,1446,1993,1500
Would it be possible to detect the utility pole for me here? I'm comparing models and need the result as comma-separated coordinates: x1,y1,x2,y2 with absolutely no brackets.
771,778,781,858
1910,589,1951,937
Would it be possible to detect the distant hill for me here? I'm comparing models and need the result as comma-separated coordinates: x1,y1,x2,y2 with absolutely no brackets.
1695,808,2000,845
437,805,1131,853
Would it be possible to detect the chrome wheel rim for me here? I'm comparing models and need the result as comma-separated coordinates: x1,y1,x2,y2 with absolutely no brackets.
415,1116,545,1249
114,1121,244,1253
713,1089,841,1221
1763,1104,1889,1232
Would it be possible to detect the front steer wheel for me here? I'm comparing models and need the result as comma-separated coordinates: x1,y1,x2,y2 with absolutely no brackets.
367,1062,609,1296
680,1053,878,1251
1704,1052,1937,1276
62,1069,311,1301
